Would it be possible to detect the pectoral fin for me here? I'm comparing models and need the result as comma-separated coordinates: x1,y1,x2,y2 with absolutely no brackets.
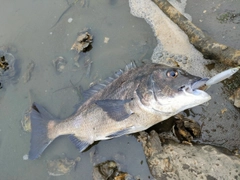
95,99,133,121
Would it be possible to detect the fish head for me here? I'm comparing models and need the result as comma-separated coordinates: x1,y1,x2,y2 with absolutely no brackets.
140,65,211,116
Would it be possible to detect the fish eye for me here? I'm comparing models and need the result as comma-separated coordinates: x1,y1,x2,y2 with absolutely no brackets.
167,70,178,78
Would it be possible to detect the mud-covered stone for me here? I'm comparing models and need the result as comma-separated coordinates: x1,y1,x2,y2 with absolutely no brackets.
47,156,80,176
138,130,240,180
229,86,240,108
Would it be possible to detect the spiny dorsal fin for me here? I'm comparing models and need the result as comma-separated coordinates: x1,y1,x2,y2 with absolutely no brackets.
125,61,137,71
82,62,137,101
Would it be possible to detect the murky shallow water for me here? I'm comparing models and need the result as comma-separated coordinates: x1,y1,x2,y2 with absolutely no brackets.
0,0,156,179
0,0,240,179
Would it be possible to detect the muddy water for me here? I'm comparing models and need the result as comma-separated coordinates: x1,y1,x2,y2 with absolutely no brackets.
1,0,240,179
0,0,156,179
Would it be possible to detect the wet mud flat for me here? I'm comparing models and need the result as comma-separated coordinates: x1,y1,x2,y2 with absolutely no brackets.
0,0,240,180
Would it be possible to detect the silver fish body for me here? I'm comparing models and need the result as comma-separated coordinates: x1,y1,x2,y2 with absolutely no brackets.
206,66,240,86
28,63,211,159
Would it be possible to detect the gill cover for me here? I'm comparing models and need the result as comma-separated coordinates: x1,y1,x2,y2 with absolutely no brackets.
136,67,211,115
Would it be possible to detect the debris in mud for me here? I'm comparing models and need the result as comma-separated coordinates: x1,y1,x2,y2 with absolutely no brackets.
0,46,17,86
84,57,93,78
70,80,84,100
104,37,110,44
23,61,35,83
68,18,73,23
229,86,240,108
71,29,93,54
21,110,31,132
23,154,28,160
52,56,67,73
53,78,84,101
0,56,9,71
172,114,201,144
71,29,93,67
217,11,240,24
93,160,132,180
21,91,33,132
138,130,240,180
47,156,80,176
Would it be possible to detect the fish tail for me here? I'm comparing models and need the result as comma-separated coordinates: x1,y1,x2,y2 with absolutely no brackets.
28,103,57,160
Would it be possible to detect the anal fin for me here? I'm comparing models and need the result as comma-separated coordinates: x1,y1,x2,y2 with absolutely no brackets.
106,126,133,138
69,135,90,152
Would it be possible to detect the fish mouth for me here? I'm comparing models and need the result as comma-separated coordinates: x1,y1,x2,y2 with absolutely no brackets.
179,78,209,96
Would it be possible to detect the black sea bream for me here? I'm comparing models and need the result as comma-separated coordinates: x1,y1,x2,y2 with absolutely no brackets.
28,63,211,159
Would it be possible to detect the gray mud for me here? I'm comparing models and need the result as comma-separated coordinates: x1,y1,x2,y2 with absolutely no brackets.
139,131,240,180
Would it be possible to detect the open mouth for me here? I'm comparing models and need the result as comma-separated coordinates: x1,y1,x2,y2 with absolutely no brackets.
179,78,209,95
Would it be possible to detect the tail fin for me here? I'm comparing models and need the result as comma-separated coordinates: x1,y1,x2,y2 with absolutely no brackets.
28,103,56,160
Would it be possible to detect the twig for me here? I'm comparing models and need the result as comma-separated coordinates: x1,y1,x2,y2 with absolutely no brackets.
50,2,73,29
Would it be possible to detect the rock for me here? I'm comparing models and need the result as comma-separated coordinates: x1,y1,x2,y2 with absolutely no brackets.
229,86,240,108
138,130,240,180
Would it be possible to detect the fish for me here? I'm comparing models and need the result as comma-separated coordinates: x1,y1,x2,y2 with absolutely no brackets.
205,66,240,87
28,63,211,159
